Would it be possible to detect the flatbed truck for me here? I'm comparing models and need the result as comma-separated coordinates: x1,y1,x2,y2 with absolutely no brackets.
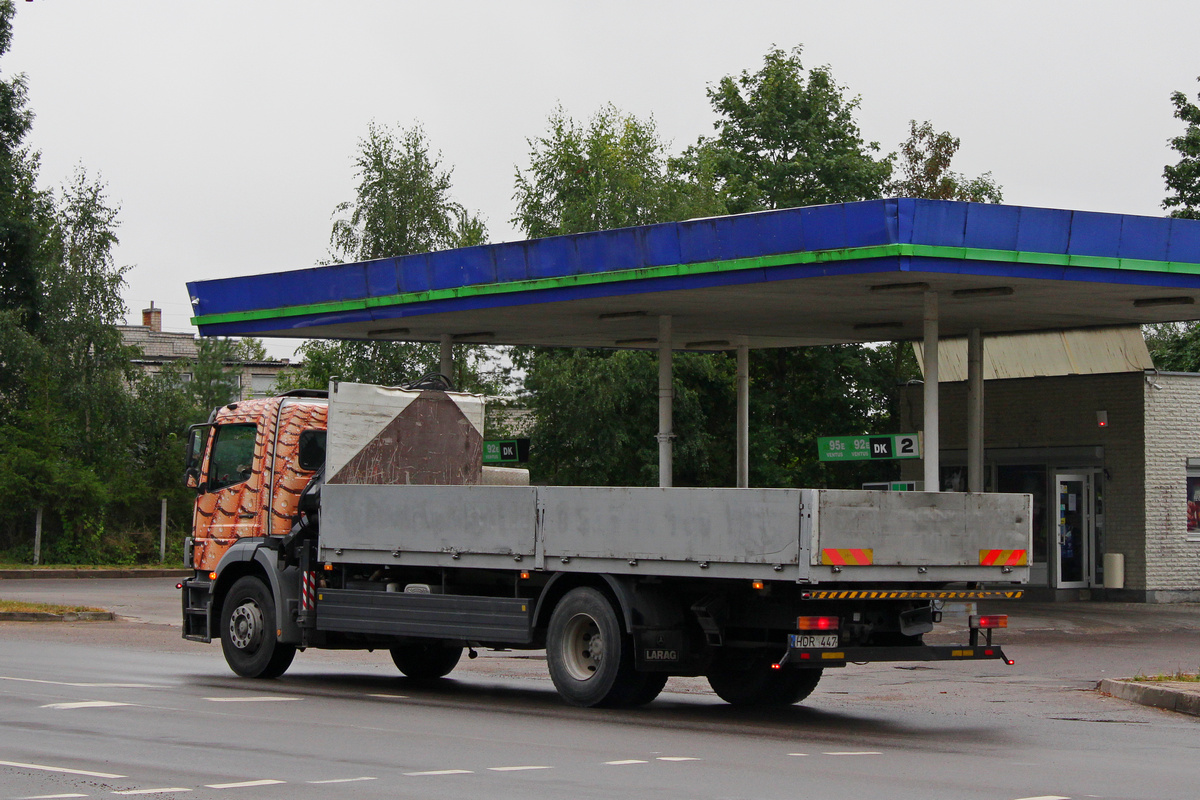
181,379,1028,707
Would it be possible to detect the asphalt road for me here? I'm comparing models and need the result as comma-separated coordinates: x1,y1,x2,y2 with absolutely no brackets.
0,579,1197,800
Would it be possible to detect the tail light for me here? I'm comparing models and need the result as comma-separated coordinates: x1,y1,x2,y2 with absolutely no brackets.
970,614,1008,629
797,616,839,631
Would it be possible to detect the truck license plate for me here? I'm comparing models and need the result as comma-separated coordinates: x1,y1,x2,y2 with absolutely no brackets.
789,634,839,649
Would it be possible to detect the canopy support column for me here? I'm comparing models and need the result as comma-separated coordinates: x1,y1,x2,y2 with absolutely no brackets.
967,328,984,493
439,334,453,385
737,342,749,488
658,315,673,488
923,292,940,492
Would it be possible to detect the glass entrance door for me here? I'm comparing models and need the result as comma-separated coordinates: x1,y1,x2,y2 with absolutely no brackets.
1054,473,1091,588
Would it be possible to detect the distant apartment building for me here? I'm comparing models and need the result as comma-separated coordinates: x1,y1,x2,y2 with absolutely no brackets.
118,303,292,400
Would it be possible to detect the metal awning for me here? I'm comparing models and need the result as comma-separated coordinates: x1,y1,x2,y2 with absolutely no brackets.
188,198,1200,348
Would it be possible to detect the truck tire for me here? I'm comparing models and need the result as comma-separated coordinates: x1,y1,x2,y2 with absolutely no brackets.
220,576,296,679
389,641,463,679
547,587,642,708
707,662,822,707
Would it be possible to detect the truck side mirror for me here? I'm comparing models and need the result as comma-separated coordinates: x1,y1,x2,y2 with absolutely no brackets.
183,426,208,490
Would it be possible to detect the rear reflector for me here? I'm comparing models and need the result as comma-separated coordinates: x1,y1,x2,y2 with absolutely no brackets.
970,614,1008,629
797,615,839,631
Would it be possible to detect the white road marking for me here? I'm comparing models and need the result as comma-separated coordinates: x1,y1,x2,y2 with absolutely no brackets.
403,769,473,776
656,757,700,762
17,795,90,799
203,780,285,789
0,760,125,779
823,751,881,756
1,676,157,688
605,760,648,765
41,701,133,710
787,753,810,756
112,789,192,795
305,777,377,784
1012,796,1070,800
202,696,299,703
488,766,551,772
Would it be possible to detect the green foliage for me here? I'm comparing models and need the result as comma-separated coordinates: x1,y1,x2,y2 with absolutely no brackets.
0,0,46,333
186,337,243,410
1143,322,1200,372
287,121,495,391
694,45,893,212
330,121,485,260
523,349,736,487
509,48,928,489
513,104,723,238
1164,77,1200,220
280,339,508,396
890,120,1003,202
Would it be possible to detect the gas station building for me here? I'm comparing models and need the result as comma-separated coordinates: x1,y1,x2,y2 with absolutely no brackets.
187,199,1200,602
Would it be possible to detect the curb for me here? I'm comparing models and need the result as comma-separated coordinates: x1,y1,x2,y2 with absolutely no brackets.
1099,678,1200,717
0,611,116,622
0,569,190,580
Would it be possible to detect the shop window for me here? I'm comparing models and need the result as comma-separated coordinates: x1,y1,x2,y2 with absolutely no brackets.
997,465,1048,563
1187,462,1200,541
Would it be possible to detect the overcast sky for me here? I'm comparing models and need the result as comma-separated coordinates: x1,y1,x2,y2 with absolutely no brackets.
9,1,1200,357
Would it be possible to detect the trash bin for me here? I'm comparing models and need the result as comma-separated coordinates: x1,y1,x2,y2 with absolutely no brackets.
1103,553,1124,589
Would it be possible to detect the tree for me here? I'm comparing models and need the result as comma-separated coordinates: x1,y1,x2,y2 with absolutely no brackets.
289,122,496,392
513,104,722,238
890,120,1003,202
1164,76,1200,220
692,45,892,213
0,0,45,333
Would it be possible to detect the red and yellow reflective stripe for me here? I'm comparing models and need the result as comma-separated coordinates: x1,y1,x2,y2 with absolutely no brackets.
979,549,1028,566
821,548,874,566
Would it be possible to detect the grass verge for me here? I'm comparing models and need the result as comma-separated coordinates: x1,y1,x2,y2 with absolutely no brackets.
0,599,107,614
1130,670,1200,683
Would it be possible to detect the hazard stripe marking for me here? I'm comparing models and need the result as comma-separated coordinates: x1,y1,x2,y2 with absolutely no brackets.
980,549,1028,566
820,548,874,566
801,589,1023,600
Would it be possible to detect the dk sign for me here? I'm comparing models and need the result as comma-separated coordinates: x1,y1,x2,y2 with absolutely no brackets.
817,433,921,462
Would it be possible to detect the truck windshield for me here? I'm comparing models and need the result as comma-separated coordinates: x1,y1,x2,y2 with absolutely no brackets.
208,423,257,492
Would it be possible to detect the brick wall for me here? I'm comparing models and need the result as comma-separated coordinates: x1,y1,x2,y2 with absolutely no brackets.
1142,372,1200,597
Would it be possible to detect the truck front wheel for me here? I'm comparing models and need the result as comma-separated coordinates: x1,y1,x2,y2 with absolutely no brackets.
547,587,645,708
389,641,463,679
220,576,296,679
707,662,822,707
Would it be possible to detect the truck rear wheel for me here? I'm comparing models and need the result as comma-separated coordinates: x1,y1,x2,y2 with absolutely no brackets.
707,662,822,707
389,641,463,679
220,576,296,679
547,587,643,708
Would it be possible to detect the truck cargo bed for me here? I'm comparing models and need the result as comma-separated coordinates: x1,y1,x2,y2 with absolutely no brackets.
320,484,1031,584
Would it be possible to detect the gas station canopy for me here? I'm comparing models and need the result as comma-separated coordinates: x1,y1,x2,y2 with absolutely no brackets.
188,198,1200,347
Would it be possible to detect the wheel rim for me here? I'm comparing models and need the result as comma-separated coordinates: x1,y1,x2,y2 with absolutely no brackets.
559,612,604,681
228,600,264,651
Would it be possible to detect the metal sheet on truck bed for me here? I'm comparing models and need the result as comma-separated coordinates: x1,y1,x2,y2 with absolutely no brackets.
807,489,1032,583
320,484,1030,585
538,486,802,563
322,484,538,561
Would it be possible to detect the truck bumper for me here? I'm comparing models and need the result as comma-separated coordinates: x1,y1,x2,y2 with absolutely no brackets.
783,643,1013,668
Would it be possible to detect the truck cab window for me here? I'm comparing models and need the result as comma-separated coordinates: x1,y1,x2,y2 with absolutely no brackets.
298,429,326,471
207,423,257,492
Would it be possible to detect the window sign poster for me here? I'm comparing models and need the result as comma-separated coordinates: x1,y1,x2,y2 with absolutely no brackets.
1188,475,1200,533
